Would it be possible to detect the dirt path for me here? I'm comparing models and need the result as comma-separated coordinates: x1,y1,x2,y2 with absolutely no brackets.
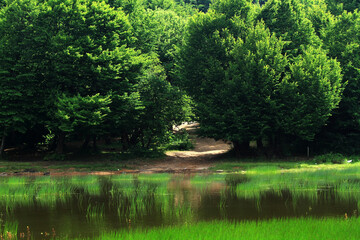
0,123,231,176
140,123,231,173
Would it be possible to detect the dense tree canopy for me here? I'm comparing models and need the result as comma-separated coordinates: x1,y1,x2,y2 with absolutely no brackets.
0,0,359,158
179,0,343,155
314,10,360,153
0,0,191,155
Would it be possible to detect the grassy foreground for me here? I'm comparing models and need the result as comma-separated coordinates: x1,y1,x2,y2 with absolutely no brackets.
75,217,360,240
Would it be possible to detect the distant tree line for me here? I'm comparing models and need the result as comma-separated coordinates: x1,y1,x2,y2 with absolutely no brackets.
0,0,360,158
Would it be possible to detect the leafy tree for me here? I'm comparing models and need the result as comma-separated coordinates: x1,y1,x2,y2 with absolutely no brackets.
42,0,147,152
105,59,191,151
315,10,360,153
149,9,189,81
257,0,321,56
179,11,232,99
180,12,274,153
135,64,192,149
277,46,343,141
112,0,193,83
325,0,360,15
218,22,288,154
42,0,140,94
210,0,254,20
183,0,211,12
107,0,194,150
298,0,335,36
179,3,343,156
0,0,147,154
51,94,111,153
0,0,46,155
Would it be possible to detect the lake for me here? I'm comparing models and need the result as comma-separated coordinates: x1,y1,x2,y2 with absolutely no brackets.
0,171,359,239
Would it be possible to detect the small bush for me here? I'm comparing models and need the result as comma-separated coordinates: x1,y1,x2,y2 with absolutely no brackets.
312,153,347,164
43,153,67,161
164,130,194,151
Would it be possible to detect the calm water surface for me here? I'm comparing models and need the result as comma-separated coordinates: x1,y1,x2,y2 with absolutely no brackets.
0,174,358,239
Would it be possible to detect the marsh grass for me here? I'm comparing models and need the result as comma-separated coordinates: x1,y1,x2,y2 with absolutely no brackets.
5,217,359,239
234,163,360,197
0,220,18,240
2,164,360,208
209,161,300,171
1,164,360,238
71,217,360,240
188,163,360,209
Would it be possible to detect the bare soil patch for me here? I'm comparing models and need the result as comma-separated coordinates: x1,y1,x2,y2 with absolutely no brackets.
0,123,231,176
140,122,231,173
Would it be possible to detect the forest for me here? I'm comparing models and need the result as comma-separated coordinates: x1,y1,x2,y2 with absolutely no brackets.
2,1,360,239
0,0,360,159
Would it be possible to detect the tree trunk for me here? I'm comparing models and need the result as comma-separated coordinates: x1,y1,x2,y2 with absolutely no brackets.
82,136,91,149
256,138,264,156
121,133,129,151
130,129,142,146
268,134,283,158
0,132,6,157
104,135,111,145
146,136,153,149
56,132,65,154
256,138,263,149
232,140,250,157
92,135,97,149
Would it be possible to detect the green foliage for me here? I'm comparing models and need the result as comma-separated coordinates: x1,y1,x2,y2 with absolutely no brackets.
179,11,233,102
109,0,194,57
43,153,67,161
124,4,191,82
315,10,360,154
298,0,335,36
277,46,343,140
132,63,191,149
179,3,343,155
210,0,254,20
0,0,45,136
164,130,194,150
182,0,211,12
79,218,360,240
257,0,322,56
0,0,192,155
224,22,287,143
52,94,111,133
1,0,359,157
37,131,56,151
325,0,360,15
42,0,140,95
312,153,347,164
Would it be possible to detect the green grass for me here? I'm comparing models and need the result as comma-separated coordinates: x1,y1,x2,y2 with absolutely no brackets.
209,161,302,171
0,174,176,219
162,131,195,151
0,161,47,173
210,153,360,172
194,162,360,202
69,217,360,240
4,217,359,239
0,160,134,173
